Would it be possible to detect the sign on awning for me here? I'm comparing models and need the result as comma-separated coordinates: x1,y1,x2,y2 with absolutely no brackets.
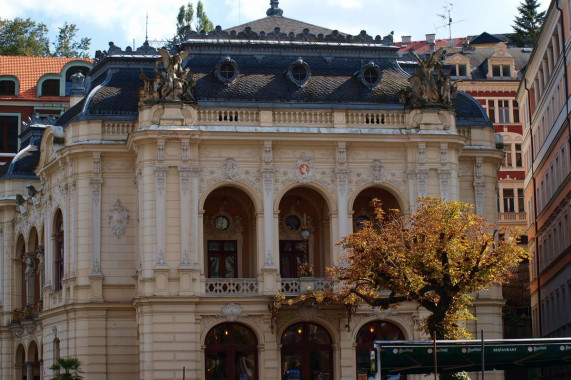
374,337,571,375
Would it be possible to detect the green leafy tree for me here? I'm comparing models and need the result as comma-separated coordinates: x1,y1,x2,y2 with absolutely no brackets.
329,197,529,379
50,357,83,380
51,23,91,58
511,0,546,47
175,1,214,43
0,17,90,57
0,17,50,56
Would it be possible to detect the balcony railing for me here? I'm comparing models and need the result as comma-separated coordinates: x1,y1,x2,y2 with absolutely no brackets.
205,278,259,296
11,301,43,323
499,212,527,222
281,278,333,296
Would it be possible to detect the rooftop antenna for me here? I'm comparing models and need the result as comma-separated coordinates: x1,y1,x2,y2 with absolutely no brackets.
145,12,149,43
436,2,464,47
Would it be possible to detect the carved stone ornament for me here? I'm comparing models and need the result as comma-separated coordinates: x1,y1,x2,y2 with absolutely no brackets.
263,141,273,164
108,199,129,239
294,153,314,183
369,160,385,184
440,143,448,164
418,143,426,164
222,158,239,182
416,169,429,197
221,303,244,321
139,49,196,104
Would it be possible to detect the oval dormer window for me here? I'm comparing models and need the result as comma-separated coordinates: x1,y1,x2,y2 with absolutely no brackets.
215,57,239,85
359,62,381,88
287,58,310,87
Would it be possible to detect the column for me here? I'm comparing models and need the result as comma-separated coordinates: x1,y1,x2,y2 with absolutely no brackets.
26,362,33,380
69,181,76,277
262,168,276,268
438,168,451,201
35,245,44,299
474,180,485,216
416,169,429,198
191,166,200,267
178,166,192,267
154,166,168,268
406,169,416,211
44,208,53,290
89,178,103,274
24,252,36,305
336,168,350,254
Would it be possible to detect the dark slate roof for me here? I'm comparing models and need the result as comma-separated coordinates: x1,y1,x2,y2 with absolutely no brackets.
0,133,42,180
453,91,492,126
469,32,506,45
224,16,344,37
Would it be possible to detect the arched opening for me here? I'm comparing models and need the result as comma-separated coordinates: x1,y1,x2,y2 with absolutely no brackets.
203,186,256,279
15,344,25,380
355,321,406,379
278,187,331,278
16,235,26,308
28,341,41,380
281,322,333,379
204,322,258,379
54,209,64,291
351,187,401,232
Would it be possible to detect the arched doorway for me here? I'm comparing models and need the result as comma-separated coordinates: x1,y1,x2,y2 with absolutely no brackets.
203,187,256,279
281,322,333,380
15,344,25,380
278,187,331,278
352,187,401,232
204,322,258,379
28,341,41,380
356,321,406,379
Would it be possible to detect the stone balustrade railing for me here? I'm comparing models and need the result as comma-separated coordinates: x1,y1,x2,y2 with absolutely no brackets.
205,278,259,296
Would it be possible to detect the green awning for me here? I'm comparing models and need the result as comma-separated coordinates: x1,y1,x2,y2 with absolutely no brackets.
374,337,571,375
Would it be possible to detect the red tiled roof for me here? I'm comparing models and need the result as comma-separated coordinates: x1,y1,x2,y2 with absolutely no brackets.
395,38,467,53
0,56,92,100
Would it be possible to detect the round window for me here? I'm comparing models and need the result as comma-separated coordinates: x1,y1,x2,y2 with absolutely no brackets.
292,64,308,82
219,62,235,80
363,67,379,85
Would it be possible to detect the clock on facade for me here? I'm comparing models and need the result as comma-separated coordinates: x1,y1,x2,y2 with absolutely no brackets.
285,215,301,230
214,215,230,231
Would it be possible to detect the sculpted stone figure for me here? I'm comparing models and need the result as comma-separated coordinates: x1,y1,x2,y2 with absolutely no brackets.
139,49,196,104
401,47,458,109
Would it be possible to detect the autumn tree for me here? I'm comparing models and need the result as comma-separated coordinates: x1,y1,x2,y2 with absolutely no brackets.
0,17,90,57
329,197,529,341
511,0,546,47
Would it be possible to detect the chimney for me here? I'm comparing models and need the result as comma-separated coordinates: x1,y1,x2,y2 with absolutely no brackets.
426,33,436,54
401,35,411,44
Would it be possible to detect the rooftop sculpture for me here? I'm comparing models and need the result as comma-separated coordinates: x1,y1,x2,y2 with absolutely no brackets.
401,47,458,109
139,49,196,104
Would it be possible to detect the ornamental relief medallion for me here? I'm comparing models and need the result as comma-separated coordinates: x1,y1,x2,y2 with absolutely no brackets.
200,164,260,194
108,199,129,239
353,162,407,189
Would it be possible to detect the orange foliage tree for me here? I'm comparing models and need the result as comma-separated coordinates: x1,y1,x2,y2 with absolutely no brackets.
329,197,530,340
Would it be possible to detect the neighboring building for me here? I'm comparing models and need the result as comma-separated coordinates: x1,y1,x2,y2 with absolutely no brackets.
517,0,571,379
0,56,92,164
0,2,505,379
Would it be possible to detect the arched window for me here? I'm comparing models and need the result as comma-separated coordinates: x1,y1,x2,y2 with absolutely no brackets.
281,322,332,380
0,80,16,95
41,79,60,96
54,210,64,291
205,323,258,379
356,321,406,379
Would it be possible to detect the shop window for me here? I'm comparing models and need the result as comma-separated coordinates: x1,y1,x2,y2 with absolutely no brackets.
0,115,19,153
205,323,258,380
281,322,332,380
356,321,406,380
41,79,60,96
54,209,64,291
0,80,16,95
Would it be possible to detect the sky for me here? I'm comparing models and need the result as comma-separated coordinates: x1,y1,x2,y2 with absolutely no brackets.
1,0,550,56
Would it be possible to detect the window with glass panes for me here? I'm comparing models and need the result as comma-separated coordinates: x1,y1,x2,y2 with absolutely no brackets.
498,100,510,123
513,100,520,123
488,100,495,122
207,240,237,278
515,144,522,166
503,144,512,167
503,189,515,212
517,189,524,212
0,116,19,153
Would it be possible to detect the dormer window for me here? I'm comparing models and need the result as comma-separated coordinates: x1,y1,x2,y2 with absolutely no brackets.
0,80,16,96
358,62,381,88
41,79,60,96
492,64,511,78
215,57,239,85
287,58,310,87
450,64,467,77
65,66,90,95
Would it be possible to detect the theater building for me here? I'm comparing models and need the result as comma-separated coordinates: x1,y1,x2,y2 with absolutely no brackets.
0,2,505,379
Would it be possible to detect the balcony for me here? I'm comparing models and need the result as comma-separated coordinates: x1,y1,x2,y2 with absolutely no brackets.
11,301,43,324
281,278,333,296
205,278,259,296
498,212,527,223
